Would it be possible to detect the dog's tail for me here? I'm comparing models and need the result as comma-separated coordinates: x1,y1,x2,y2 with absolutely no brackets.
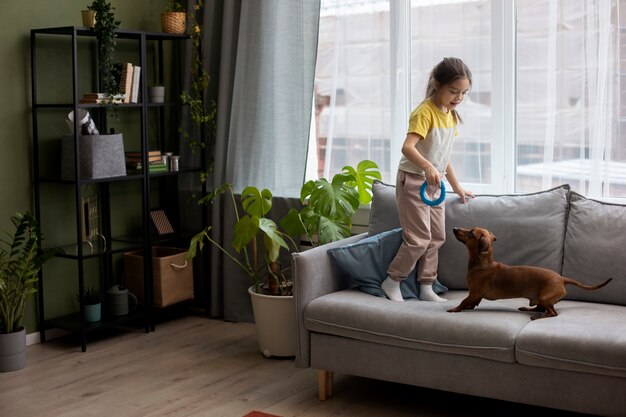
564,277,612,291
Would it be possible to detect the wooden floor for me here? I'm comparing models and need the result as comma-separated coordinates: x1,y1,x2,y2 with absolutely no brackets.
0,315,589,417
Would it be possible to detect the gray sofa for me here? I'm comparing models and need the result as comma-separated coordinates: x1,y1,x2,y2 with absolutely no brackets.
292,182,626,416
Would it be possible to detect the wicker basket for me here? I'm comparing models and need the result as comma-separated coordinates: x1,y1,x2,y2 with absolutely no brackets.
161,12,186,34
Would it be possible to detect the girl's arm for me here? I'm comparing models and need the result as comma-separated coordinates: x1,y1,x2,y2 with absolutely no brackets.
445,162,474,204
402,133,440,186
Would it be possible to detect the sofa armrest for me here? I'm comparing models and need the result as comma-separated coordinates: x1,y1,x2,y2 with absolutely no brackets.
292,233,367,368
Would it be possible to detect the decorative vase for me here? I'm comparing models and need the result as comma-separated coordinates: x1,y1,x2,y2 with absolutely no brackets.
84,303,102,322
161,12,186,34
248,287,297,358
82,10,96,28
149,86,165,103
0,327,27,372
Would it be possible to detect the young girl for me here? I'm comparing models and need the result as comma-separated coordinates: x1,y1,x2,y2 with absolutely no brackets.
382,57,474,302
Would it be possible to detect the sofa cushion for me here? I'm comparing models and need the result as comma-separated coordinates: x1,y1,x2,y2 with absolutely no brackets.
369,182,571,290
368,180,401,236
304,289,533,363
327,228,447,300
439,185,570,289
516,299,626,378
562,192,626,305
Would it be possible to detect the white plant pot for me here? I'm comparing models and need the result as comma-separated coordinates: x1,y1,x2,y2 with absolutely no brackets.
248,286,297,358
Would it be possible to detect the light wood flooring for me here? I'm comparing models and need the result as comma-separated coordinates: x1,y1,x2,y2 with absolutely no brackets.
0,315,590,417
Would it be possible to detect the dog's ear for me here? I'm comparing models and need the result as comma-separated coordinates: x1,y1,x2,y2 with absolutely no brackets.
478,235,491,254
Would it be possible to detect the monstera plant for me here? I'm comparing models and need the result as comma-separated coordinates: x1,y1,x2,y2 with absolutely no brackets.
188,185,297,296
281,159,382,245
187,160,381,357
188,160,382,295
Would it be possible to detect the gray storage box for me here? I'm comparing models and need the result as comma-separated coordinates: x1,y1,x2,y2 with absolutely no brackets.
61,134,126,179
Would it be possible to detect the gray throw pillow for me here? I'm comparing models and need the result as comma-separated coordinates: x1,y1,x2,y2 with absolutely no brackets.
562,192,626,305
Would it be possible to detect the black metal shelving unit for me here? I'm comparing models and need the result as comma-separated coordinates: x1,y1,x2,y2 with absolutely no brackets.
30,26,197,351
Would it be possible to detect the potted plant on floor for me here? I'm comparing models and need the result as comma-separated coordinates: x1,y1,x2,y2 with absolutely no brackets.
0,212,56,372
187,160,381,357
188,184,298,357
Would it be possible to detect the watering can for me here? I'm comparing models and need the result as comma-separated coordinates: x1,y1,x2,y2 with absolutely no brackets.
105,285,137,316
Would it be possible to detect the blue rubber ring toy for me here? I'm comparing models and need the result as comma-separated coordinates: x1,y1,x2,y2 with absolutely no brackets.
420,181,446,206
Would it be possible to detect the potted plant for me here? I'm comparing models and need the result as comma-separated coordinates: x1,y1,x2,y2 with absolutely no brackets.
161,0,187,34
188,185,297,357
76,287,103,322
281,159,382,246
0,212,56,372
81,9,96,28
88,0,121,98
187,160,381,357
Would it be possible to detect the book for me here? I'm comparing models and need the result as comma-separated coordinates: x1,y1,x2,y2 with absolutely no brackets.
118,62,133,103
130,65,141,103
125,150,161,157
126,160,168,174
125,155,163,163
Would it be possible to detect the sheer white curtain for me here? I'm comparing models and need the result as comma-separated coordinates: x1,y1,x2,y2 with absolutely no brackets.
312,0,394,182
516,0,622,198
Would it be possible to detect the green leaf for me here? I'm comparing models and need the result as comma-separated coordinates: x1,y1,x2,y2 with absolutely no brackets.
232,216,260,252
279,208,307,238
258,218,289,262
318,216,352,244
241,187,272,217
342,159,382,204
306,177,360,221
197,183,232,206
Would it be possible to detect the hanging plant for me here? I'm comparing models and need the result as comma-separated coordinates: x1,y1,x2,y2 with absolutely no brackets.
88,0,121,98
180,0,217,183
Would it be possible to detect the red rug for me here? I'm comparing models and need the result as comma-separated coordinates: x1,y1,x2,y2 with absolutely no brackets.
242,412,281,417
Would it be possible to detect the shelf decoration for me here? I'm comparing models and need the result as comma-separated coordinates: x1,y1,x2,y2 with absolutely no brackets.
150,209,175,236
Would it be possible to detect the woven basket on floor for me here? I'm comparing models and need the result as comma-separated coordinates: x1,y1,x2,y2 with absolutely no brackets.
161,12,186,34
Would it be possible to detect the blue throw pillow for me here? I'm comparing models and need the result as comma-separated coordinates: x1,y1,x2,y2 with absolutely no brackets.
327,228,447,300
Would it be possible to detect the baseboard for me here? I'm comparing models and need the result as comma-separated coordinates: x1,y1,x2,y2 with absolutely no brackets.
26,328,70,346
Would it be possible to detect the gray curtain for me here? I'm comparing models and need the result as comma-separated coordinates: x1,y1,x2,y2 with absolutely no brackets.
184,0,321,321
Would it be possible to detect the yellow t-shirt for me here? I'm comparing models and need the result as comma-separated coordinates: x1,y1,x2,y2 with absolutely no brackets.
398,98,458,177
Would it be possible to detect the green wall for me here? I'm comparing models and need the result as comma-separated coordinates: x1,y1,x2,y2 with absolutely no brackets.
0,0,170,335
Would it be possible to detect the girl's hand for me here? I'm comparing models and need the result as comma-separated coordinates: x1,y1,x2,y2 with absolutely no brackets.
424,165,441,187
453,186,475,204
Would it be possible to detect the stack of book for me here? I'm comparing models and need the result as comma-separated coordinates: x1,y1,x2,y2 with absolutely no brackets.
125,151,167,174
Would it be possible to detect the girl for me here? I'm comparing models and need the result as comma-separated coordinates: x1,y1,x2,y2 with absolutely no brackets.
382,57,474,302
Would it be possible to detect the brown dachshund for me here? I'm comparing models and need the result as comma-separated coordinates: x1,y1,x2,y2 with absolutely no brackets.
447,227,612,319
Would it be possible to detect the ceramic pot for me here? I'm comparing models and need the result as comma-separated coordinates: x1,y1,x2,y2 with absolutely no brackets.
248,287,296,358
0,327,26,372
149,86,165,103
84,303,102,322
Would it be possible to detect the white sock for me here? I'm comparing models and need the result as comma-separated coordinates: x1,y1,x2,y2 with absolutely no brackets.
381,277,404,302
419,284,447,302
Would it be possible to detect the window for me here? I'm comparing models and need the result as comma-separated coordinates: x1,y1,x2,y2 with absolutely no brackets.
309,0,626,199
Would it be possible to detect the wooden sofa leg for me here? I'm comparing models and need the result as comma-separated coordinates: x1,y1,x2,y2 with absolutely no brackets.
318,370,333,400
